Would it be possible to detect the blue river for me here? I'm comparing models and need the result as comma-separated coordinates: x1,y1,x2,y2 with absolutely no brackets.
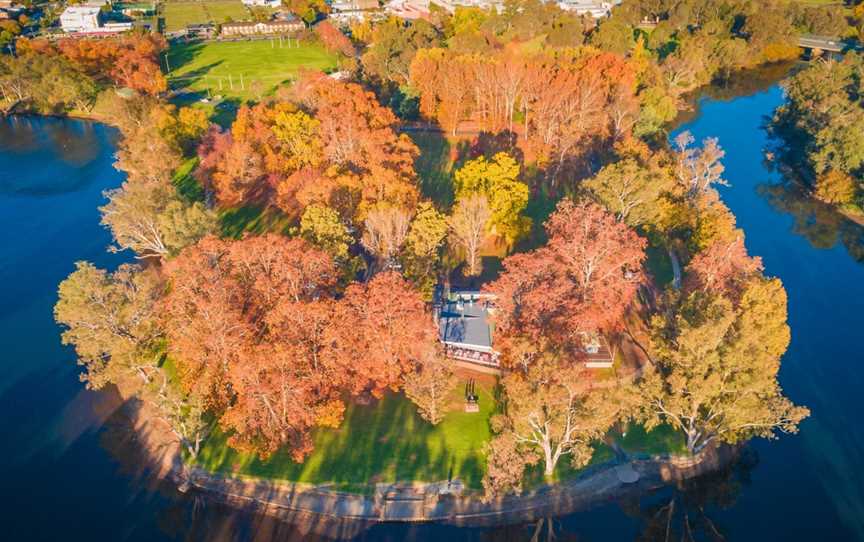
1,78,863,540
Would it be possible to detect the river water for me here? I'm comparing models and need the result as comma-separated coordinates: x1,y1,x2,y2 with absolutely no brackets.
2,77,864,540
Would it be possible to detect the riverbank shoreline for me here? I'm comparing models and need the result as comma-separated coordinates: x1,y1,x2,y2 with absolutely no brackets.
164,447,736,534
114,379,733,528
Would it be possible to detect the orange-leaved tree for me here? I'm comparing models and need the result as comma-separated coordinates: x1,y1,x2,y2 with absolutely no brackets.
488,199,646,359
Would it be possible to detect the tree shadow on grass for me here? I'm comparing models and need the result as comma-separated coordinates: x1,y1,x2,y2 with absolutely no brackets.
219,205,293,238
194,389,492,492
408,131,454,209
167,42,208,73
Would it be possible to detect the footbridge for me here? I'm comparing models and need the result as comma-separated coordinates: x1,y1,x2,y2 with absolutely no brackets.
798,35,860,54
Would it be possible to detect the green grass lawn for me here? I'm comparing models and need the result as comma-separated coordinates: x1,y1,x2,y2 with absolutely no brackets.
219,205,295,238
615,422,688,457
162,0,249,32
522,441,617,490
645,243,674,287
407,131,455,208
193,382,496,493
166,40,339,100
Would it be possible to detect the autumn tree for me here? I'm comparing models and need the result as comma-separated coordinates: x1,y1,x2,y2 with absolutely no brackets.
449,194,491,277
403,352,457,425
197,102,323,210
55,35,168,95
361,205,411,272
814,169,857,205
161,237,252,408
640,279,809,455
482,430,538,500
409,48,477,135
454,152,530,244
684,234,763,300
225,300,344,459
54,262,163,390
488,199,646,355
293,74,420,219
314,20,356,57
162,235,337,408
285,0,329,24
330,272,436,397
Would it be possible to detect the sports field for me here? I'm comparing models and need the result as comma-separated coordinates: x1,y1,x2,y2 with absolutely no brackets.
166,40,339,99
162,0,249,32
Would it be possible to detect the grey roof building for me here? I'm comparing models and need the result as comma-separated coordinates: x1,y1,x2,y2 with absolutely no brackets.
435,289,500,370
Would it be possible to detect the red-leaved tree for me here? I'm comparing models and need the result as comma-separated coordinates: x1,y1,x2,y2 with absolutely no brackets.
488,199,646,359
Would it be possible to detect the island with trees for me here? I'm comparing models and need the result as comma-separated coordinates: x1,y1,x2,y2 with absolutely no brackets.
11,0,834,521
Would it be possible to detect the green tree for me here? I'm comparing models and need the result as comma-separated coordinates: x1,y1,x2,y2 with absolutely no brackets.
101,178,217,259
640,279,809,455
54,262,163,390
591,17,635,55
0,53,97,114
300,203,354,260
454,152,530,244
361,17,441,85
583,156,677,231
494,357,635,478
401,202,448,298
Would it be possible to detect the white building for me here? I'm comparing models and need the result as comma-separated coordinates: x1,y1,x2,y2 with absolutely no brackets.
330,0,380,22
241,0,282,7
60,5,133,34
60,6,102,32
429,0,503,13
386,0,430,20
556,0,620,18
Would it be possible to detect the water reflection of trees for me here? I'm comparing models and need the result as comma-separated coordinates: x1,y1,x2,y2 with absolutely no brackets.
0,116,102,166
673,62,799,127
96,397,379,542
758,181,864,262
624,449,758,542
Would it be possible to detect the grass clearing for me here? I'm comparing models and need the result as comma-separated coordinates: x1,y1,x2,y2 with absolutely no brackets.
616,422,688,457
645,243,674,287
193,381,496,492
162,0,249,32
408,131,455,208
522,441,617,490
219,205,295,238
166,40,339,100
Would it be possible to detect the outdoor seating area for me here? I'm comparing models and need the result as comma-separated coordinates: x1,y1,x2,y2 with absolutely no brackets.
445,345,499,367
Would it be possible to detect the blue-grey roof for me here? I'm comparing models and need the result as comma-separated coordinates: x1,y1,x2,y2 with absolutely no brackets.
438,299,493,349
